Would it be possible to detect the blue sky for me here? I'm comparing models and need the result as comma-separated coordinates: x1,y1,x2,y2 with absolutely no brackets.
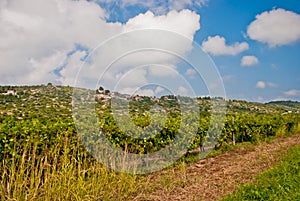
0,0,300,102
96,0,300,102
195,0,300,102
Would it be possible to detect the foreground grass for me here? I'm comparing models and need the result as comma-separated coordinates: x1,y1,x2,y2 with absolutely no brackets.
0,134,148,201
2,133,300,201
222,145,300,201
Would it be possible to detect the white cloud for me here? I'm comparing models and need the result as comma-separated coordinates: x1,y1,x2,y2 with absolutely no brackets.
118,87,141,95
154,86,165,94
119,85,167,97
267,82,277,88
0,0,200,89
283,89,300,97
255,81,277,89
178,86,188,95
116,68,148,88
222,75,234,82
241,55,258,67
185,68,197,79
0,0,114,85
202,35,249,56
256,96,264,102
247,8,300,47
256,81,266,89
28,51,67,84
135,88,155,97
59,50,90,86
124,9,200,40
79,9,200,90
148,65,179,78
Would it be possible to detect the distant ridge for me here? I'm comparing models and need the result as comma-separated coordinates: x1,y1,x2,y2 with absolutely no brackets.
266,100,300,109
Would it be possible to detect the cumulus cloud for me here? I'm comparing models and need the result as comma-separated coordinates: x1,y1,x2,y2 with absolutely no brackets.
256,81,278,89
247,8,300,47
283,89,300,97
241,55,259,67
27,51,67,84
185,68,197,79
59,50,88,86
123,10,200,40
119,85,168,97
0,0,200,90
256,81,266,89
178,86,188,95
154,86,165,94
148,65,179,78
135,88,155,97
256,81,277,89
202,35,249,56
0,0,114,85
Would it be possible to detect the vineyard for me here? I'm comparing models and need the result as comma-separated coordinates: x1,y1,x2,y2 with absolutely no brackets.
0,84,300,200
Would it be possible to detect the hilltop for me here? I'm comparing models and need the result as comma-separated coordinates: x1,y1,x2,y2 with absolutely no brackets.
266,100,300,110
1,84,299,119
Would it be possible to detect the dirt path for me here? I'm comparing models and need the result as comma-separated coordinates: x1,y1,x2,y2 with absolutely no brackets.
136,134,300,201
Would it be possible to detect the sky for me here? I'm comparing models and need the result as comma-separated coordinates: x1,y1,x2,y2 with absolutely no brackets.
1,0,300,102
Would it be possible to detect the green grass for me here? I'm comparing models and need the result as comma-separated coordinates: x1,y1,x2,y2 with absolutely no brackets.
222,145,300,201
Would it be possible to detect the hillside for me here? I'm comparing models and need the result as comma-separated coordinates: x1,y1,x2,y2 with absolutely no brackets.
1,84,300,200
1,84,299,162
1,84,299,119
266,100,300,111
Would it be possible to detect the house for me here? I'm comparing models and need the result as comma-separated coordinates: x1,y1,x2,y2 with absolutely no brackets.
151,97,160,102
95,94,111,100
1,90,17,96
134,95,143,101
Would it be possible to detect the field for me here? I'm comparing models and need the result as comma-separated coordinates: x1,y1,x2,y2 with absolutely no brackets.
1,84,300,200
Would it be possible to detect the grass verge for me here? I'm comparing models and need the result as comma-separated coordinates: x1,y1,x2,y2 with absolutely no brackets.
222,145,300,201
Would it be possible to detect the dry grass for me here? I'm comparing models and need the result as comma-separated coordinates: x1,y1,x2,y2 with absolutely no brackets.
0,135,145,201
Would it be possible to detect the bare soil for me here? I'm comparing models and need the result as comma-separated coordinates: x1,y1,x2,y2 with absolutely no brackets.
135,134,300,201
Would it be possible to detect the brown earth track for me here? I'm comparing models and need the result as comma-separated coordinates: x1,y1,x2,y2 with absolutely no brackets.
135,134,300,201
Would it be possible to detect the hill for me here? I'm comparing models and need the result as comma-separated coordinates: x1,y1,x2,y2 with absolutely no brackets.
0,84,300,200
266,100,300,110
